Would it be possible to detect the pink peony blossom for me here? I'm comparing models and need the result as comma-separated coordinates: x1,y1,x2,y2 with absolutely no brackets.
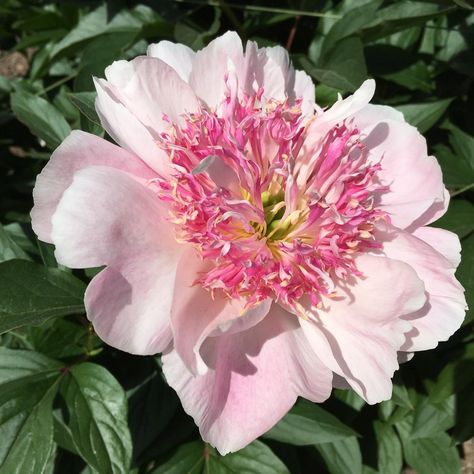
31,32,466,454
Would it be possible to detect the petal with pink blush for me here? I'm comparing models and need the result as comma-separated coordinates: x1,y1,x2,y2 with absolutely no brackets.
320,79,375,126
51,166,180,269
300,254,426,404
260,46,292,101
189,31,244,108
294,70,316,118
378,226,466,352
349,103,405,127
94,77,170,177
147,41,195,82
85,258,177,355
170,247,272,375
31,131,155,243
162,305,332,455
104,57,200,130
353,109,447,229
413,226,461,267
52,166,182,354
85,256,176,355
407,188,450,229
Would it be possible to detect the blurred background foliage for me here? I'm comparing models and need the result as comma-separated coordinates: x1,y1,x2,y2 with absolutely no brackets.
0,0,473,473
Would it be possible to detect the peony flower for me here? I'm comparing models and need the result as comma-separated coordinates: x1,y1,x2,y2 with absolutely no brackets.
31,32,466,454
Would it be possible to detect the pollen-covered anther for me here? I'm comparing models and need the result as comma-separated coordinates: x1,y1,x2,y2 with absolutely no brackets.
155,89,388,313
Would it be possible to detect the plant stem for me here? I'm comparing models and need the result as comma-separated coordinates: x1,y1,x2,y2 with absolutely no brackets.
173,0,342,19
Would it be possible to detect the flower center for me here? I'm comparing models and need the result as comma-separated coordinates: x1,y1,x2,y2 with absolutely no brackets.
155,89,388,314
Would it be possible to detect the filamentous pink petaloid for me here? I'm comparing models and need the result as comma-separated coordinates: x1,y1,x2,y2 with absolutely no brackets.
31,32,466,454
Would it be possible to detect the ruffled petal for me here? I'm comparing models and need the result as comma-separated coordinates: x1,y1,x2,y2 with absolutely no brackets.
84,256,176,354
189,31,244,108
378,225,466,352
170,247,272,375
162,304,332,454
260,46,293,101
94,77,170,176
294,69,316,118
320,79,375,126
300,254,426,404
413,226,461,267
51,166,182,354
147,40,195,81
31,131,155,243
352,106,447,228
51,166,179,268
104,57,200,130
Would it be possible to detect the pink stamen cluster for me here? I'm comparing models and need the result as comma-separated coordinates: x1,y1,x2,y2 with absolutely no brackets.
155,88,388,313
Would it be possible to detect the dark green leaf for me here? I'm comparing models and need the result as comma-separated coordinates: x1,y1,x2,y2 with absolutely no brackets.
452,378,474,442
432,199,474,238
151,441,203,474
128,366,179,461
299,36,367,92
153,440,288,474
0,222,30,262
0,348,62,474
206,441,289,474
10,91,71,149
428,347,474,403
373,422,402,474
0,347,62,388
68,91,101,126
457,232,474,325
62,362,132,474
50,5,108,58
391,375,413,409
445,122,474,173
396,419,460,474
0,378,59,474
361,2,453,42
382,61,433,92
321,0,383,49
74,32,138,91
411,396,455,439
315,437,362,474
27,318,101,359
2,224,39,257
265,399,357,446
37,241,59,268
435,144,474,188
0,259,85,334
396,99,452,133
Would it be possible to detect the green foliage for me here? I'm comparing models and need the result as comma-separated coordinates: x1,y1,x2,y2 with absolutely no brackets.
265,399,358,445
0,0,473,472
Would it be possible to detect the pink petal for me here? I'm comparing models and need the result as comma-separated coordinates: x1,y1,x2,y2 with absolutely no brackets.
407,188,450,229
85,257,176,355
260,46,292,101
104,57,200,130
171,247,272,375
349,103,405,126
51,166,179,268
147,40,195,81
189,31,244,108
352,107,447,229
300,255,426,404
378,226,466,352
162,304,332,454
31,131,155,243
320,79,375,126
51,166,182,354
413,226,461,267
294,69,316,118
94,78,170,177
